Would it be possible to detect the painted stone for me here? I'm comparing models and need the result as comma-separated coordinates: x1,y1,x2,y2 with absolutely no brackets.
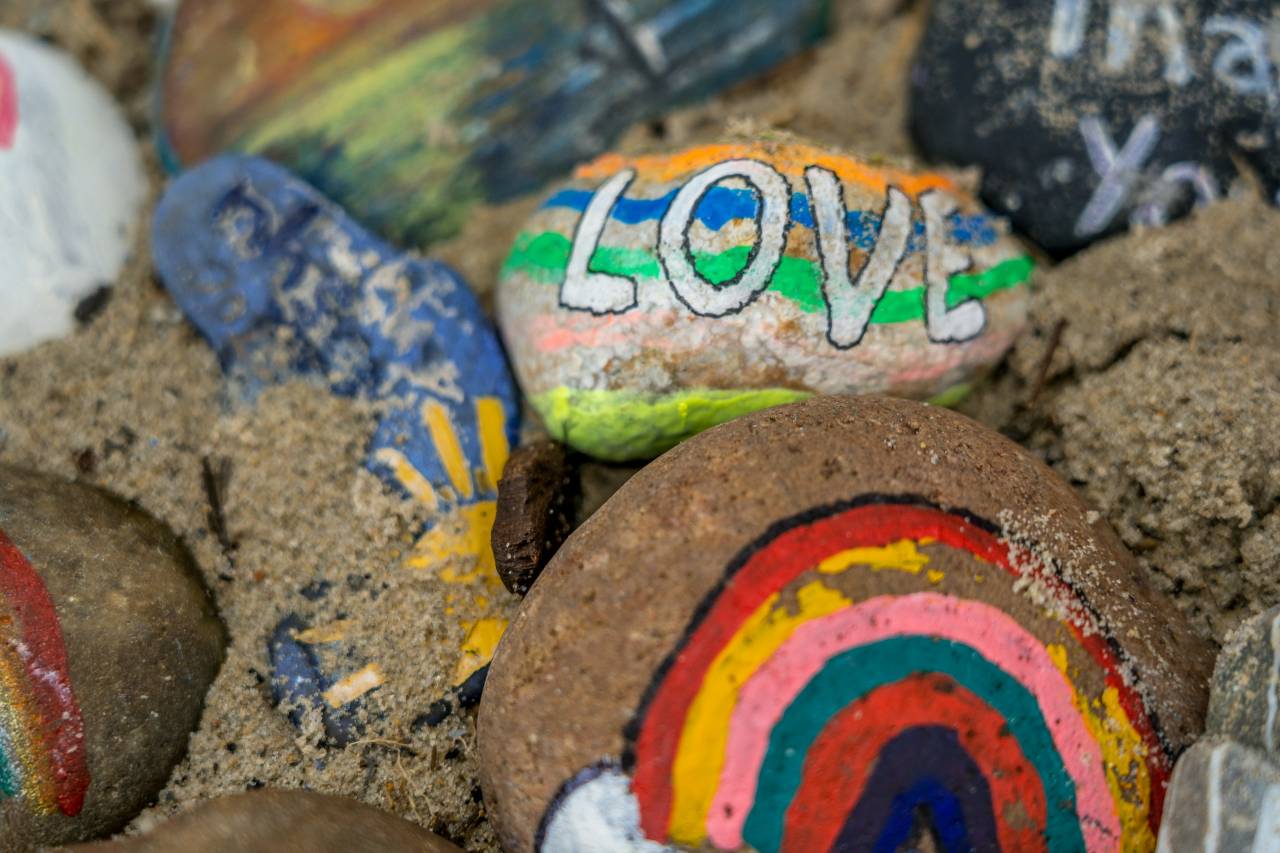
497,141,1034,461
911,0,1278,255
1156,739,1280,852
156,0,829,247
268,614,377,747
1208,605,1280,754
0,31,145,358
152,155,520,710
478,396,1212,853
0,466,225,848
64,788,462,852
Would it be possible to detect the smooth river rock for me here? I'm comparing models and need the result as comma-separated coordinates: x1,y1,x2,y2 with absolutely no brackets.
478,396,1212,852
1157,739,1280,852
0,31,145,358
0,466,225,849
497,140,1033,461
64,788,462,853
157,0,829,247
1208,605,1280,754
911,0,1277,254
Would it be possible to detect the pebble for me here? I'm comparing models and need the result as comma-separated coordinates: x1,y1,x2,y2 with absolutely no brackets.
152,154,520,728
496,140,1033,461
477,395,1212,853
0,31,145,358
156,0,830,247
0,466,225,848
1208,605,1280,753
63,788,462,852
911,0,1277,254
1156,738,1280,852
492,440,577,596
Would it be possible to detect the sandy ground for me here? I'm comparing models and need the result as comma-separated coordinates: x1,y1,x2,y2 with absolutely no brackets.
0,0,1276,848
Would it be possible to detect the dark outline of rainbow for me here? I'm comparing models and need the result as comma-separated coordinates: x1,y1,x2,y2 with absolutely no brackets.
620,493,1171,849
0,528,89,817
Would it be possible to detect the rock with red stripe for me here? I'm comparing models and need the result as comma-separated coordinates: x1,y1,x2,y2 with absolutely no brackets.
477,395,1212,853
0,466,225,848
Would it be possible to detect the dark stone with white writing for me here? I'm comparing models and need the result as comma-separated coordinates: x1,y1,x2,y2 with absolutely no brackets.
1158,739,1280,851
493,440,578,596
911,0,1280,254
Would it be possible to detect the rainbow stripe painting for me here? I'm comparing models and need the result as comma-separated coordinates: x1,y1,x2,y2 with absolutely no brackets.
536,496,1171,852
0,528,89,817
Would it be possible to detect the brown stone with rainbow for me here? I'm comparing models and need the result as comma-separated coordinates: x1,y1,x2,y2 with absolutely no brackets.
478,396,1212,853
497,139,1033,461
0,466,225,848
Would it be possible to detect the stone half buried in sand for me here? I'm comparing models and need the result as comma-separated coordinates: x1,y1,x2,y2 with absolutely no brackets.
497,140,1033,461
152,154,520,707
1208,604,1280,754
0,31,145,358
156,0,830,248
910,0,1279,254
64,788,462,852
477,396,1212,853
0,466,225,849
1157,739,1280,852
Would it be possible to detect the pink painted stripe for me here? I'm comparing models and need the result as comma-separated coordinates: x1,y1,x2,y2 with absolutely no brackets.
0,53,16,150
705,592,1119,851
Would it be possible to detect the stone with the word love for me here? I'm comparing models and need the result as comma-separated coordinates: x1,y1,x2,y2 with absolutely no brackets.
157,0,829,248
911,0,1279,254
0,466,225,849
1157,739,1280,852
0,31,145,358
1208,605,1280,754
65,788,462,853
478,396,1212,853
497,140,1033,461
153,154,520,707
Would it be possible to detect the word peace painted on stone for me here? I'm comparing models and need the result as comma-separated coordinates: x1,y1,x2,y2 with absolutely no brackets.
558,159,989,346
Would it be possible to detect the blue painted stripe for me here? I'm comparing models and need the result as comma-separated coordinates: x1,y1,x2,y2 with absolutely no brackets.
540,187,999,251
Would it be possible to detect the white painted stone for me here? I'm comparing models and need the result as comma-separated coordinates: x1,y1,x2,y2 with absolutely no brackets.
0,31,145,357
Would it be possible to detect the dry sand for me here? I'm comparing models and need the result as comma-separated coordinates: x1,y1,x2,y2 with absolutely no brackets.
0,0,1276,848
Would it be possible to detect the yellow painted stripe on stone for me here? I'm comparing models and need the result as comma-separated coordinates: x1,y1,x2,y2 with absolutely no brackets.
373,447,439,512
817,538,932,576
454,617,509,684
476,396,510,494
323,663,384,708
422,401,473,500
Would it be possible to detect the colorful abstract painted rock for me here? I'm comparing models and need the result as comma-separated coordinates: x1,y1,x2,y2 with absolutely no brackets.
478,396,1212,853
911,0,1279,254
0,31,145,358
1157,739,1280,852
0,466,225,847
497,140,1033,460
64,789,463,853
156,0,829,247
1208,605,1280,754
152,155,519,706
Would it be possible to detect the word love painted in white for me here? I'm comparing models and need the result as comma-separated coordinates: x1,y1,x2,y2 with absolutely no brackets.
559,160,985,347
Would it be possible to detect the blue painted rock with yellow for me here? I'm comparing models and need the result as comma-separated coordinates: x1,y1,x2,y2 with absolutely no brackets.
153,156,521,720
497,140,1033,461
478,396,1212,853
0,31,145,357
157,0,830,247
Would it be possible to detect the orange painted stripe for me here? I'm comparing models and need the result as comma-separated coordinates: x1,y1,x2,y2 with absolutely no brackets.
574,144,958,198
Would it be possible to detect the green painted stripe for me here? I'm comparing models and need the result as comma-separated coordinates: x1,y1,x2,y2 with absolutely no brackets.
744,636,1084,853
532,386,813,462
500,231,1033,321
